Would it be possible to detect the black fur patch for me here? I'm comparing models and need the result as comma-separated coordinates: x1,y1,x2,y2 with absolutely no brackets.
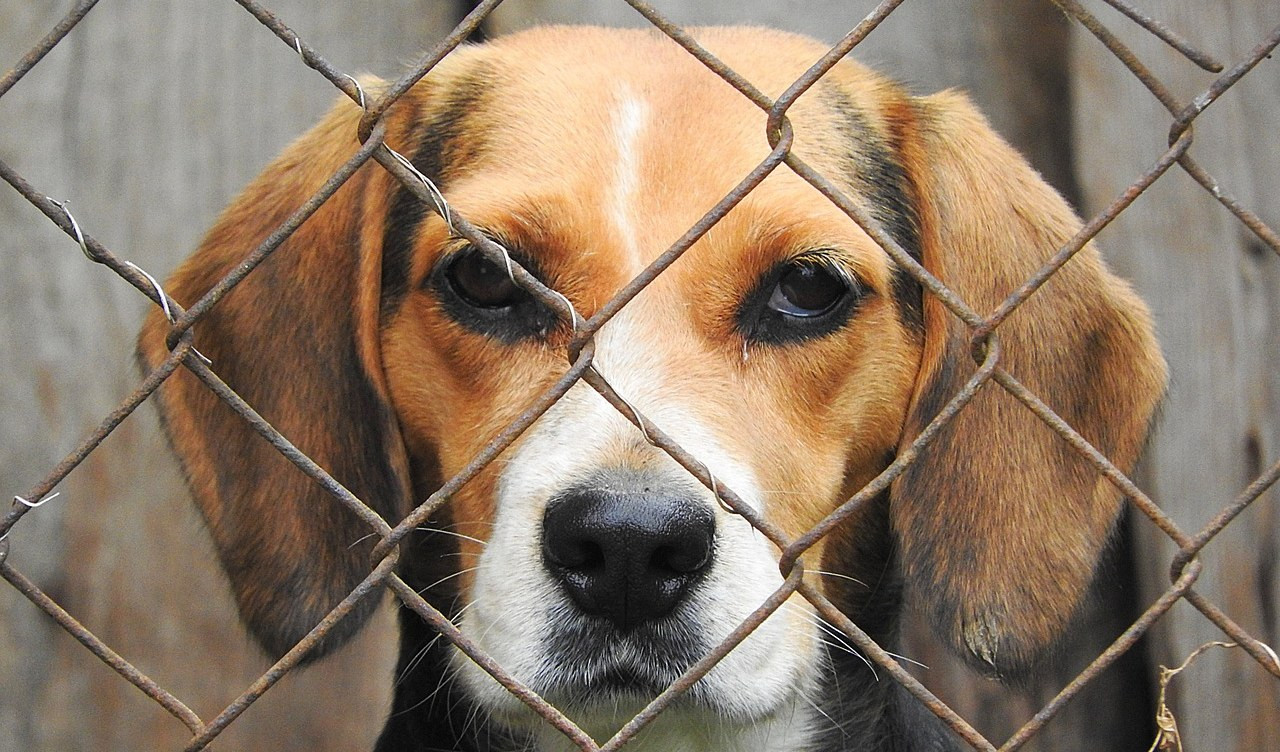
821,86,924,333
381,66,496,319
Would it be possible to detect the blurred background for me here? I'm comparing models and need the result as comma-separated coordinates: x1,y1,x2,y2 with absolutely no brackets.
1,1,1276,749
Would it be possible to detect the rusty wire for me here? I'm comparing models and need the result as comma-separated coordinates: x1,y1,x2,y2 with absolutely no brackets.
999,561,1205,750
601,565,808,751
388,573,600,750
1,0,1278,750
0,0,99,98
1098,0,1223,72
182,552,402,751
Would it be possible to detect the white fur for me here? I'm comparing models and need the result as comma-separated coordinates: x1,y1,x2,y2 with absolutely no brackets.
452,310,824,750
609,90,648,264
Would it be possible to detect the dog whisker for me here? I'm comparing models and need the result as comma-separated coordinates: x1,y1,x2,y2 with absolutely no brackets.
346,531,381,549
423,519,496,531
809,569,869,588
416,528,488,547
883,650,929,670
417,567,479,596
799,686,849,738
393,600,478,694
782,603,878,679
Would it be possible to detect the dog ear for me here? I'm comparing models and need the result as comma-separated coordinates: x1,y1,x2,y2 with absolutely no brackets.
137,88,412,661
887,91,1166,676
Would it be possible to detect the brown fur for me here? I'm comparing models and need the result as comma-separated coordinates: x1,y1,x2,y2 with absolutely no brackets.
138,26,1164,687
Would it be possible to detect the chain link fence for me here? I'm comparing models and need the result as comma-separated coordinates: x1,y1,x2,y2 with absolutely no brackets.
2,0,1278,749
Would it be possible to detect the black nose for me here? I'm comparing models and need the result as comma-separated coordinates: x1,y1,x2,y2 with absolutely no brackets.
542,485,715,632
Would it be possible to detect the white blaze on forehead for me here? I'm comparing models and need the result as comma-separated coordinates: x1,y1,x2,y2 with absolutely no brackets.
609,89,649,264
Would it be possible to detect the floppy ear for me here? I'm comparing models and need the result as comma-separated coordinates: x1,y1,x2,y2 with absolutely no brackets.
887,92,1166,676
138,88,412,661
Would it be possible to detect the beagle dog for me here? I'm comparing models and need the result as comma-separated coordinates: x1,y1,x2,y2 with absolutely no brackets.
138,26,1166,752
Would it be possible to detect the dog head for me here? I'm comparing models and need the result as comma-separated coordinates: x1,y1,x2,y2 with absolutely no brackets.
139,26,1165,746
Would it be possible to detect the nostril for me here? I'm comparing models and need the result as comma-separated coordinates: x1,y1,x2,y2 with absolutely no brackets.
547,539,605,571
651,541,711,575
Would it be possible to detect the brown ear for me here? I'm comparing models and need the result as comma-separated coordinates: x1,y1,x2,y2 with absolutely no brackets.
888,92,1166,676
137,90,411,661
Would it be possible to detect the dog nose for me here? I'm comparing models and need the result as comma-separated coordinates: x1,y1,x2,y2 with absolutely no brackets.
542,486,715,631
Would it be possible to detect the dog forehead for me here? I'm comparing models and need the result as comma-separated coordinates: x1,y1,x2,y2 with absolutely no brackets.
436,33,896,225
451,35,772,183
422,25,894,181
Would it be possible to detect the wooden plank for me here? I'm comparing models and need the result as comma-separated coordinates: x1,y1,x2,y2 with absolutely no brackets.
1071,2,1280,751
0,2,461,749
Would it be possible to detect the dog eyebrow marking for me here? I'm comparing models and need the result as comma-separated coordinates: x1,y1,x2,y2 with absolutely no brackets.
608,89,649,265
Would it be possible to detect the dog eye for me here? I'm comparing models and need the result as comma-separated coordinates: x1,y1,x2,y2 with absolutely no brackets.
431,245,560,343
737,256,864,345
445,249,521,309
767,263,848,317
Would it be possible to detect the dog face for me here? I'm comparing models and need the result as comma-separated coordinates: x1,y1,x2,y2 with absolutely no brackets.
139,26,1165,750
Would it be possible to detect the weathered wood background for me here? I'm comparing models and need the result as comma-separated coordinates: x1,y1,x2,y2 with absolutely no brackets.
0,1,1274,750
